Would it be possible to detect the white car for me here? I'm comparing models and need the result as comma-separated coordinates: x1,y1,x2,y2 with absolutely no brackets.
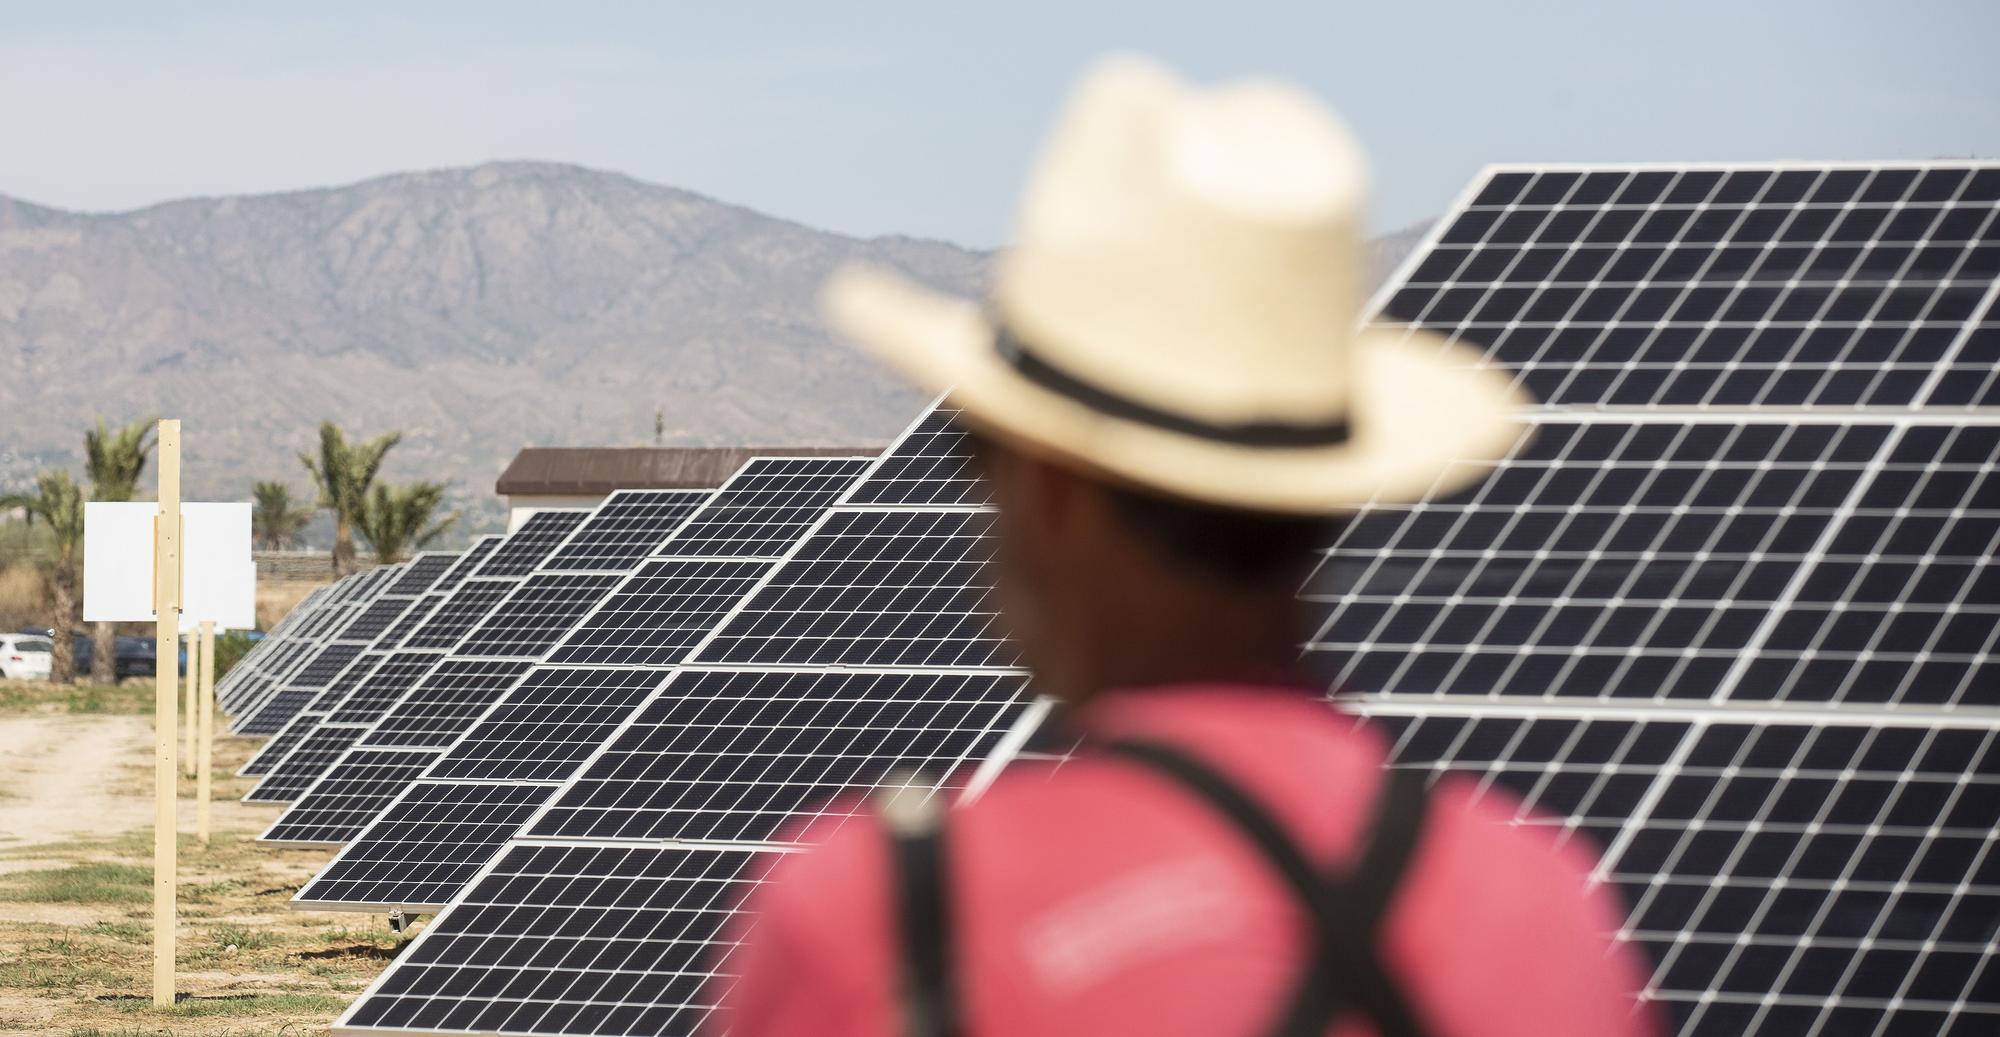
0,633,53,681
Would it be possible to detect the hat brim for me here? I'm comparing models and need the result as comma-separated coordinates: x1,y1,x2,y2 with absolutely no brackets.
823,265,1530,514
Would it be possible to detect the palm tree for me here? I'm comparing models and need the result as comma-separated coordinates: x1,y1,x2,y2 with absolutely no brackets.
2,472,87,684
83,417,157,683
298,422,402,577
252,480,314,550
354,482,457,564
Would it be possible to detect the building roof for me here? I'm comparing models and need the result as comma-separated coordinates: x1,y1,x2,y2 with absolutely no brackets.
496,446,880,496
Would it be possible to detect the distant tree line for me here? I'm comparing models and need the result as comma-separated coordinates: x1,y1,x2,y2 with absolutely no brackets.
1,419,456,685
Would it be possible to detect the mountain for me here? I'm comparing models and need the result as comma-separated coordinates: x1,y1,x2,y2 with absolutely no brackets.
0,162,985,534
0,162,1426,538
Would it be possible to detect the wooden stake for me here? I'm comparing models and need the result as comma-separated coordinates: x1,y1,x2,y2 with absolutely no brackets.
152,419,181,1008
196,621,215,845
182,632,197,775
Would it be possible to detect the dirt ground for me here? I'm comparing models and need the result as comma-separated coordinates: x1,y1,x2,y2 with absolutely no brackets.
0,681,416,1037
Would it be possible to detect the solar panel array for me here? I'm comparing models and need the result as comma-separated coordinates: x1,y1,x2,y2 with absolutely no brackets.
292,459,879,912
329,442,1036,1033
1325,162,1998,1035
199,162,1996,1037
250,489,726,843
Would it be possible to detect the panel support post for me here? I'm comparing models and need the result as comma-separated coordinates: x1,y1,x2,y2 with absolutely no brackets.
196,621,215,845
152,419,182,1008
183,632,197,775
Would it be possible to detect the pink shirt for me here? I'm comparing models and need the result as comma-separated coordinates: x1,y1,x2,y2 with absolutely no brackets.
719,685,1663,1036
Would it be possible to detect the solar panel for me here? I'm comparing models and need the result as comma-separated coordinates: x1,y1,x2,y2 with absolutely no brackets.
543,560,774,667
377,592,445,650
333,596,417,644
236,688,320,736
476,510,591,577
294,782,562,910
528,669,1032,843
452,573,625,659
261,749,443,846
435,536,503,592
653,458,874,557
356,659,535,748
306,652,387,713
385,552,461,596
845,408,988,507
403,579,519,650
429,669,670,782
237,710,324,778
244,723,371,804
541,490,712,572
326,652,445,725
335,843,770,1037
1361,706,2000,1035
1382,163,2000,409
695,510,1010,668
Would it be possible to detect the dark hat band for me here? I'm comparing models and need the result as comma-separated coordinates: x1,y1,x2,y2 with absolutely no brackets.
992,321,1351,449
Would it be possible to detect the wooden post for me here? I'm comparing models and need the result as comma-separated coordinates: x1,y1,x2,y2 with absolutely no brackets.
182,632,197,775
152,419,181,1008
196,621,215,845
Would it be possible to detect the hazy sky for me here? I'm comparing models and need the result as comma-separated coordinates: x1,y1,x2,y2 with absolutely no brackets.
3,1,1996,245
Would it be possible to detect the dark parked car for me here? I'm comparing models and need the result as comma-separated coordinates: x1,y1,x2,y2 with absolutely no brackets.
14,629,183,678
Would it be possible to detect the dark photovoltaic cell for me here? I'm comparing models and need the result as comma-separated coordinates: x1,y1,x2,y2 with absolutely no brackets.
696,510,1012,669
238,711,323,777
337,843,770,1037
404,579,519,650
1306,419,1999,707
295,602,357,640
845,408,986,507
1366,711,2000,1036
306,652,386,713
1381,164,2000,408
430,669,670,782
245,723,370,803
541,490,711,573
262,749,443,845
333,596,416,643
358,659,534,748
327,652,443,726
1737,424,1999,708
476,510,592,578
529,669,1032,843
435,536,503,593
238,688,321,736
294,782,559,909
377,592,445,650
386,553,460,596
657,458,873,558
293,644,370,689
545,560,774,667
454,573,624,659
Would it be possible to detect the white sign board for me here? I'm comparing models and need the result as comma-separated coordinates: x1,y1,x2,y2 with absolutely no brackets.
84,502,256,629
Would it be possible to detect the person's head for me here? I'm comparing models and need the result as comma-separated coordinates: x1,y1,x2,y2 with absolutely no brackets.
967,429,1340,703
820,57,1525,698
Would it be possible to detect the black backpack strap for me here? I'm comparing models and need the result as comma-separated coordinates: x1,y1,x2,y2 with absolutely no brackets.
881,786,961,1037
1100,739,1433,1037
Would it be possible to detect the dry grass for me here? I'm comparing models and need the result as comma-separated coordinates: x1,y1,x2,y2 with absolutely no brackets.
0,721,418,1036
0,679,155,717
256,581,324,633
0,562,48,633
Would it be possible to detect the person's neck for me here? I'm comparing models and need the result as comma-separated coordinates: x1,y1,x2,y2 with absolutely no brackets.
1048,589,1310,708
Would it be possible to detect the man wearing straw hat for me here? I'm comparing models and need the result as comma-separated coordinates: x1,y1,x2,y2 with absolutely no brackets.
723,56,1659,1037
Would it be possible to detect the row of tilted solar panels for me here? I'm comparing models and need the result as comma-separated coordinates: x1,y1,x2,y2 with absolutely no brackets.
214,162,1999,1037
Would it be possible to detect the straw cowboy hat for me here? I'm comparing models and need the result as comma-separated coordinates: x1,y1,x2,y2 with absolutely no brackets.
822,56,1525,514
